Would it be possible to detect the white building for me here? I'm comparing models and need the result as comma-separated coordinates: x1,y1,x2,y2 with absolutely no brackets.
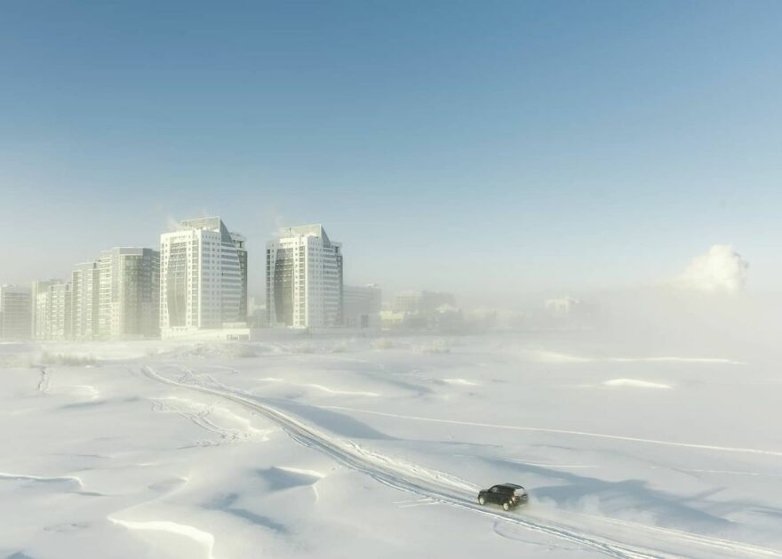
343,284,381,329
266,224,343,328
33,247,159,341
31,280,71,340
97,248,160,339
0,285,32,340
160,217,248,338
71,262,100,340
232,232,248,320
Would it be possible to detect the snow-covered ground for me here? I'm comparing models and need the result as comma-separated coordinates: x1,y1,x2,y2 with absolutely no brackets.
2,334,781,559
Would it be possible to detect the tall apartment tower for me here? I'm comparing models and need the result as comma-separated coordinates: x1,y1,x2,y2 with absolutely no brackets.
160,217,247,336
231,232,248,320
266,224,343,328
0,285,32,340
98,248,160,339
31,280,71,340
71,261,100,339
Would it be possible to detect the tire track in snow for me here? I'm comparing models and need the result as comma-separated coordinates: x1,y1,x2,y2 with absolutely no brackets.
142,366,669,559
150,396,269,446
318,408,782,558
534,509,782,559
142,365,782,559
322,406,782,458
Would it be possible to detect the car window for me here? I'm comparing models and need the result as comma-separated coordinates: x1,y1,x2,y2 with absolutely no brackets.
490,486,499,493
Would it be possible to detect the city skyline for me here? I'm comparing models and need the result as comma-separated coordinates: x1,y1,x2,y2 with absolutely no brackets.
3,219,346,340
2,2,781,302
3,217,472,340
3,5,780,558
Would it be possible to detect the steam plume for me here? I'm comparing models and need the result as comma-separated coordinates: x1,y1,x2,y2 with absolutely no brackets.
676,245,748,293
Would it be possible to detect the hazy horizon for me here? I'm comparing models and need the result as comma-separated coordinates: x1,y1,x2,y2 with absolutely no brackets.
3,5,782,556
2,1,782,305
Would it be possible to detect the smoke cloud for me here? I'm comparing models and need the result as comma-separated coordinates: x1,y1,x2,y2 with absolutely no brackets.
676,245,749,293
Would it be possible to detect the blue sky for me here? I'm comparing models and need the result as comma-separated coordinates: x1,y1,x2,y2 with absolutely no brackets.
1,1,781,301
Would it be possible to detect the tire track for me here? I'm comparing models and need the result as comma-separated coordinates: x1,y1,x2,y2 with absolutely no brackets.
321,406,782,458
142,365,758,559
546,510,782,559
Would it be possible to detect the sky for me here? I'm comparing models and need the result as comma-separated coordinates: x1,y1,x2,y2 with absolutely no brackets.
1,0,781,303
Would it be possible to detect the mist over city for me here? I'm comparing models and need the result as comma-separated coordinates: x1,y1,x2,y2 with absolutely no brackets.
1,2,781,559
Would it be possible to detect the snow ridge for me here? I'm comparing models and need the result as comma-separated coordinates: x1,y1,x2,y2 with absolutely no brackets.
109,517,216,559
141,365,675,559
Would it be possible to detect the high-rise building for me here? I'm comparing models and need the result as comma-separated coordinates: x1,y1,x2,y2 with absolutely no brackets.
31,280,71,340
231,232,248,320
343,284,381,329
97,248,160,339
33,246,159,341
160,217,247,337
31,281,52,340
266,224,343,328
0,285,32,340
71,262,100,339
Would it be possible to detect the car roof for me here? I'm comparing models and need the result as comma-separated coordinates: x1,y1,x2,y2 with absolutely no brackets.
496,483,524,490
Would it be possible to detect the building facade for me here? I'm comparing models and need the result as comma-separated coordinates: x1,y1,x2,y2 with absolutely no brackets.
231,232,248,320
98,248,160,339
0,285,32,340
31,280,71,340
71,262,100,340
160,217,247,337
266,224,343,328
31,246,159,341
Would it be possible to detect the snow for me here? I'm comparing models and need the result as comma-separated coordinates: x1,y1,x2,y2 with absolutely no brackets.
603,379,672,389
1,335,781,558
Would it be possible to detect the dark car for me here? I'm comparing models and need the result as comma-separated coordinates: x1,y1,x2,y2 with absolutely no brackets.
477,483,528,510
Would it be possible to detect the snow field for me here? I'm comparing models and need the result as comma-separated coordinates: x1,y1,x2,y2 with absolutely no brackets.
1,335,781,558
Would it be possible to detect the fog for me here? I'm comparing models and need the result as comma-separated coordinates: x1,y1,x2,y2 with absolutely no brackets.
3,231,780,360
515,245,779,363
2,3,782,556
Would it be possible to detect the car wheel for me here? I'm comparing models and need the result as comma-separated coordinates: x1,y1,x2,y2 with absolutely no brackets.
478,496,485,505
502,502,510,511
